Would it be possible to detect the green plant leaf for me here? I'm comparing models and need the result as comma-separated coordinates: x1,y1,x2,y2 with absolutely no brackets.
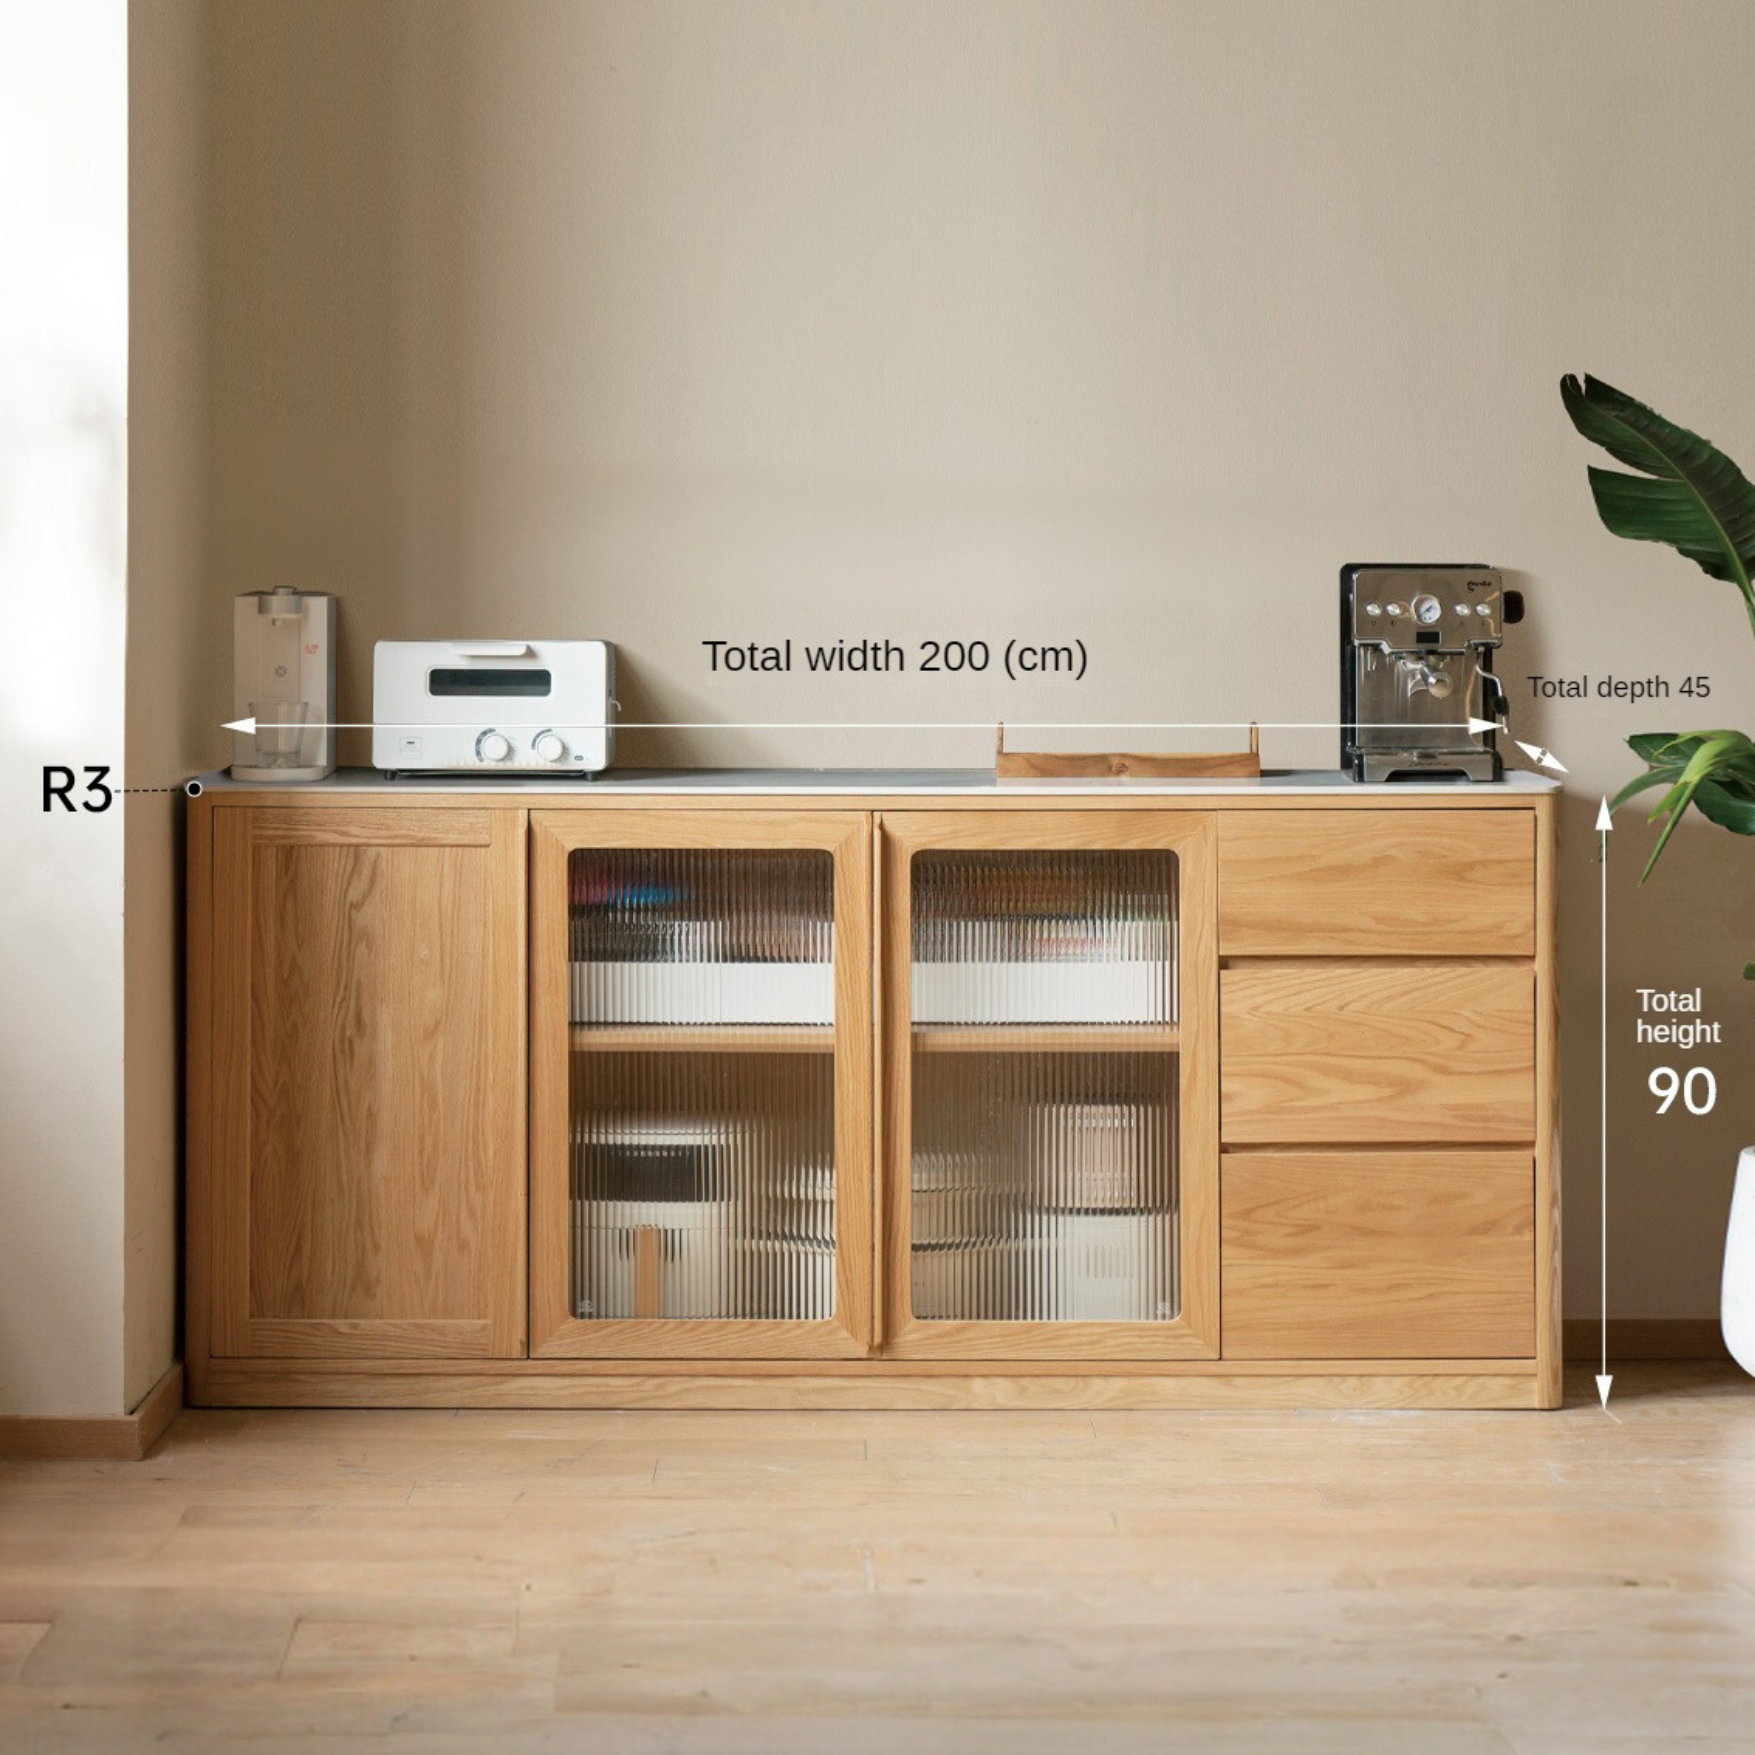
1563,381,1755,978
1627,731,1684,763
1637,730,1755,878
1560,375,1755,634
1693,777,1755,834
1608,767,1678,814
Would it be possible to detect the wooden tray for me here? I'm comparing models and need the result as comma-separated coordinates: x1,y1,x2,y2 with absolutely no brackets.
995,723,1261,780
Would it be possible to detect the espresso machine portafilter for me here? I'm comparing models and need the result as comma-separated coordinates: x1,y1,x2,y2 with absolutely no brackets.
1340,564,1524,783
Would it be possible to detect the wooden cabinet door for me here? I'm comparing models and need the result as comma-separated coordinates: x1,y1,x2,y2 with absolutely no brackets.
880,811,1219,1360
529,809,873,1359
209,806,527,1359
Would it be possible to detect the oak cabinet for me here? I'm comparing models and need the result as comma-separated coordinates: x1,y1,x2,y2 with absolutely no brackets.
202,806,527,1361
186,782,1558,1409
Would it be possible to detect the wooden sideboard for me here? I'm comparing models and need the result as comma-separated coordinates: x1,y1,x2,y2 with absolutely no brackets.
185,771,1559,1409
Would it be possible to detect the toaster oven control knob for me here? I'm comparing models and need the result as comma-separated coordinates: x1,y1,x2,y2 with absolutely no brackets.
1412,593,1442,625
532,730,567,764
475,729,512,763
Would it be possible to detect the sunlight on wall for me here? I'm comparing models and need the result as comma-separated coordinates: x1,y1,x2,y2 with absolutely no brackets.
0,0,128,1415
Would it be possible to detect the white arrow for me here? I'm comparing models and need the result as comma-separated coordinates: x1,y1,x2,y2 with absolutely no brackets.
226,715,1508,737
1514,738,1569,775
1597,795,1614,1410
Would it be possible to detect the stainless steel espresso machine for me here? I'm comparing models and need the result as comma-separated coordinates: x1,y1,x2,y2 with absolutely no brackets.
1340,564,1523,782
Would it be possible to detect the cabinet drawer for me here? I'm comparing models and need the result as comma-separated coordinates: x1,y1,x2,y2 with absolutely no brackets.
1221,1149,1535,1358
1221,961,1534,1143
1219,812,1534,956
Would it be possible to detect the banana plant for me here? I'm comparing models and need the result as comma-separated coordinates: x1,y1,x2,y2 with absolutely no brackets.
1560,374,1755,974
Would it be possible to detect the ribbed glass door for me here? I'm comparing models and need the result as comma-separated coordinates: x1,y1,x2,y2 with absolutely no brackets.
569,850,836,1324
530,813,873,1358
883,814,1219,1359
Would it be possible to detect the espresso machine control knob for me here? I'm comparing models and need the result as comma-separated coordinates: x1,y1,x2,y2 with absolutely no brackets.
532,730,567,764
476,729,512,763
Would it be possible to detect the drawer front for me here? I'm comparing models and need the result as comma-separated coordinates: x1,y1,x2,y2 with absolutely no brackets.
1219,811,1534,956
1221,1149,1535,1358
1221,961,1534,1143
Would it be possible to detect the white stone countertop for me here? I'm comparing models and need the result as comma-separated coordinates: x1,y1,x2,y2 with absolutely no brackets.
192,766,1560,798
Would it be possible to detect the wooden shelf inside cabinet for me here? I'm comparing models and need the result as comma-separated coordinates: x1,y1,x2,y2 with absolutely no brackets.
568,1024,836,1054
911,1024,1181,1054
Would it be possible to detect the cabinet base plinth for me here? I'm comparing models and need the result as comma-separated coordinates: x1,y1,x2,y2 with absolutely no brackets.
198,1361,1550,1411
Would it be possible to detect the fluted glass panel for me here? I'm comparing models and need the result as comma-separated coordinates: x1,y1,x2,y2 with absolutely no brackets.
570,849,833,1024
911,850,1176,1024
912,1052,1177,1321
910,848,1179,1324
571,1053,835,1321
567,848,837,1323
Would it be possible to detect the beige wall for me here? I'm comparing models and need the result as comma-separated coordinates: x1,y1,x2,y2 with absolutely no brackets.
124,0,208,1410
0,1,129,1416
193,0,1755,1319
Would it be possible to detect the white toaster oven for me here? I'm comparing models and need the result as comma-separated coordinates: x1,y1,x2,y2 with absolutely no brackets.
372,640,616,775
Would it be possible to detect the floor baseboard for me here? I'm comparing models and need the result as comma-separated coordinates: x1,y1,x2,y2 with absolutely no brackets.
1563,1319,1729,1362
0,1362,183,1461
0,1344,1729,1445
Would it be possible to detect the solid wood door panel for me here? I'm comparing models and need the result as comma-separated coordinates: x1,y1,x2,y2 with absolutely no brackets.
1221,1149,1535,1357
1218,810,1534,957
1220,960,1534,1144
212,807,526,1358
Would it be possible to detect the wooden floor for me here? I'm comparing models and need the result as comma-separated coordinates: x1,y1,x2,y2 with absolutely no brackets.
1,1365,1752,1753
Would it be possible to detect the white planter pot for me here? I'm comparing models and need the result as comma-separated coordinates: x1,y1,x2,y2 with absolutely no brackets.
1724,1147,1755,1376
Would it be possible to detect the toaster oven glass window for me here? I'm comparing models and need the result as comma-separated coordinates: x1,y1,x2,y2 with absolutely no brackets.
909,848,1180,1323
427,667,553,696
565,848,838,1324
